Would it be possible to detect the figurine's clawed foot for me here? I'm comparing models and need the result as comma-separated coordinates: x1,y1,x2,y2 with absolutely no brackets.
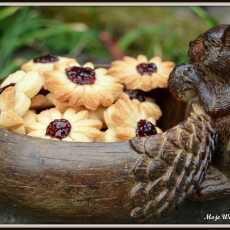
168,64,201,102
130,136,146,154
130,134,163,158
170,64,200,86
190,166,230,202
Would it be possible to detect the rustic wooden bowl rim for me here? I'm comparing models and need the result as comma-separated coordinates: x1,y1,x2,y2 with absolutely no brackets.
2,127,130,145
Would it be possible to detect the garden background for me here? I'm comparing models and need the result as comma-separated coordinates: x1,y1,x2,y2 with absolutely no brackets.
0,6,229,224
0,6,227,79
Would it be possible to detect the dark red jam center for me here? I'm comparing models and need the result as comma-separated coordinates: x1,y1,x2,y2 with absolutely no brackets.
0,83,16,94
46,119,71,140
136,62,158,76
136,119,157,137
33,54,59,64
125,89,146,102
38,88,50,96
65,66,96,85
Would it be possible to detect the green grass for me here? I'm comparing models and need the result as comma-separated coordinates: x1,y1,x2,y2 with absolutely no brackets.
191,6,218,28
0,6,218,79
0,7,109,78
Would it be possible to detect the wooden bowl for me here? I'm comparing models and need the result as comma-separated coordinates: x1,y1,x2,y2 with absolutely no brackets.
0,88,186,223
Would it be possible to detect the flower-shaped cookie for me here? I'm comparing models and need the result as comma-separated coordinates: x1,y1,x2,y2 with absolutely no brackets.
11,125,26,134
103,94,162,142
123,89,162,120
23,108,103,142
0,85,24,129
87,106,106,127
46,93,106,126
44,62,123,110
102,129,121,142
102,120,162,142
21,54,78,74
30,94,53,111
108,55,175,91
0,71,44,117
46,93,70,112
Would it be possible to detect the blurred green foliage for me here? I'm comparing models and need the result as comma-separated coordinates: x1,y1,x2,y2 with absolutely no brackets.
0,6,217,79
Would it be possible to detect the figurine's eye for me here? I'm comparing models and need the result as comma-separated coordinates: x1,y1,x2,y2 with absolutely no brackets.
183,67,193,76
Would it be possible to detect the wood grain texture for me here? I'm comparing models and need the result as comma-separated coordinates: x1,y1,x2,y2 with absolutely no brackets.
190,166,230,202
130,104,217,222
0,129,140,223
0,88,187,223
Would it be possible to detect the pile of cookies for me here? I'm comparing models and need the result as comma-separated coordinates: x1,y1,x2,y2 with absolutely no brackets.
0,54,174,142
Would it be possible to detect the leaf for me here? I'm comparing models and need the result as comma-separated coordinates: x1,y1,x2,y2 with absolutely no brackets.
0,7,41,65
0,7,19,21
117,22,168,52
0,61,20,79
190,6,218,28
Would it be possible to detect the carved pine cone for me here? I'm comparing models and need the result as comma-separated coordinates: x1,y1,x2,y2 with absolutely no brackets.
129,104,217,222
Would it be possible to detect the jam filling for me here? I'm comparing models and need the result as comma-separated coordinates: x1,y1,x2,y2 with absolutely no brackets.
65,66,96,85
46,119,71,140
38,88,50,96
0,83,16,94
136,119,157,137
33,54,59,64
136,62,158,76
125,89,146,102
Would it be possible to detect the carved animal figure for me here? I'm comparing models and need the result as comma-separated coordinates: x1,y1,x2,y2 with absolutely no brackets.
130,24,230,222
